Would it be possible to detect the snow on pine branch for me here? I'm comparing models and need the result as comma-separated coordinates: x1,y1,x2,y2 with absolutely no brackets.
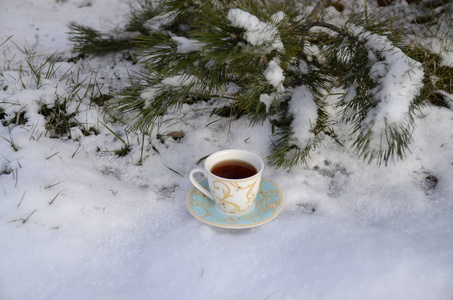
350,25,424,129
263,58,285,89
171,36,205,53
260,57,286,112
227,8,285,53
346,25,425,155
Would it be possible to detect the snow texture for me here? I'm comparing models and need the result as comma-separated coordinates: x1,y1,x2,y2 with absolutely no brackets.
289,85,318,146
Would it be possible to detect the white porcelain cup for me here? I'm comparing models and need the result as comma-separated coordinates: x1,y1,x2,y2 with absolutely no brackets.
189,149,264,215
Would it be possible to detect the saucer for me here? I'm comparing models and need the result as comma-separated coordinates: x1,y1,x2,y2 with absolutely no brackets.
186,177,283,229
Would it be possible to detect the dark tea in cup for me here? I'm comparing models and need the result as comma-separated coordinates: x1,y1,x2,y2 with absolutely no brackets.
211,159,257,179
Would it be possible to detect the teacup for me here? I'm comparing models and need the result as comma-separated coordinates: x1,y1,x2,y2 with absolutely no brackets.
189,149,264,215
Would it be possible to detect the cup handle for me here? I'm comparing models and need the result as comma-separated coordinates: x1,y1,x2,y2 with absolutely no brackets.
189,167,214,200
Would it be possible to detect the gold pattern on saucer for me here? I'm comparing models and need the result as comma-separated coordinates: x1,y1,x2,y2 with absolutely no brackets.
187,177,283,228
189,190,214,217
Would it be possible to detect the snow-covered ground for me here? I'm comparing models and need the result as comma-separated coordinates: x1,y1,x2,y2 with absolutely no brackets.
1,1,453,299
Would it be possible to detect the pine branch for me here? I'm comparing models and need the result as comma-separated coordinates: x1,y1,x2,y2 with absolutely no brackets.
67,0,448,168
68,23,136,55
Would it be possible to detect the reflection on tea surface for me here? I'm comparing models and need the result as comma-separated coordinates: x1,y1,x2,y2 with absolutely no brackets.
211,159,257,179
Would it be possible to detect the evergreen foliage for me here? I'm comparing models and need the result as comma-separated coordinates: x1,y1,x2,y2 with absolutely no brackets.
68,0,453,168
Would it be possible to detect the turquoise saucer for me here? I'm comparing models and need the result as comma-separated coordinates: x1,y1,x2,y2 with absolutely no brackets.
186,177,283,228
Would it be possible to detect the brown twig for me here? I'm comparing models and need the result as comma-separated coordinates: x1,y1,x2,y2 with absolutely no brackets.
307,0,334,22
298,0,349,36
306,0,345,22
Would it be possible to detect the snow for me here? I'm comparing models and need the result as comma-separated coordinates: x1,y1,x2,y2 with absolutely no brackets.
259,93,276,112
263,58,285,89
144,12,174,32
1,1,453,300
259,58,285,111
227,8,284,53
418,37,453,67
289,85,319,146
171,36,204,54
161,75,198,86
